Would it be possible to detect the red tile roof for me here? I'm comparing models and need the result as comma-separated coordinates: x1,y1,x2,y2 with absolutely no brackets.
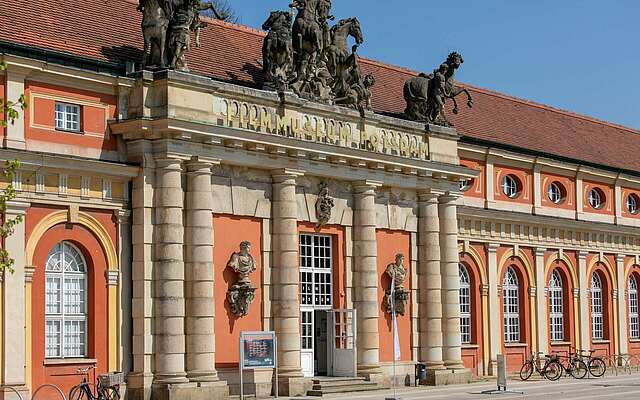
3,0,639,173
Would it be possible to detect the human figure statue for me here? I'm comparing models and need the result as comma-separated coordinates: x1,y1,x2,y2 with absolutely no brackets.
139,0,172,69
384,253,409,316
315,182,335,230
386,253,407,290
227,241,258,286
427,63,450,125
261,10,294,90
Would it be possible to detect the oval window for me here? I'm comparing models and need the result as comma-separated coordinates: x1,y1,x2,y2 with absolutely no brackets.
547,182,564,204
588,188,605,209
501,175,520,198
627,194,639,214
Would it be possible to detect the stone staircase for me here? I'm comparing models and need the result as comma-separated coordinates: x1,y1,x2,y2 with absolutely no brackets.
307,377,380,396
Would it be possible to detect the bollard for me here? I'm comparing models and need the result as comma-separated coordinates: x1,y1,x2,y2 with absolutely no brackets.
415,363,427,386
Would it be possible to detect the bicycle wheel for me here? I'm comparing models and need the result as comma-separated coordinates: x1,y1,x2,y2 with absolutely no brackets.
589,357,606,377
569,359,588,379
519,361,534,381
99,387,121,400
69,385,88,400
544,360,562,381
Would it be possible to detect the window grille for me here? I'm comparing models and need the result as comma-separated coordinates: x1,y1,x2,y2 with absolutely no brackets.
588,189,603,209
629,276,639,339
591,272,604,340
501,175,519,198
503,267,520,343
548,183,563,204
45,242,87,358
54,102,81,132
299,234,332,308
459,264,472,344
549,270,564,341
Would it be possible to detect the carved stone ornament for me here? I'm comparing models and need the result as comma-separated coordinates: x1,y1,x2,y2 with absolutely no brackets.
315,182,335,230
226,241,258,317
403,52,474,126
383,253,410,316
261,2,375,113
138,0,225,72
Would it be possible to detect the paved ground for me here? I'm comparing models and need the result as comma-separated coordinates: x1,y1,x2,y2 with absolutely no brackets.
295,374,640,399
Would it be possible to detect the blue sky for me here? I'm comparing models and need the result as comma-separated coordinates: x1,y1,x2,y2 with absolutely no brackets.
228,0,639,129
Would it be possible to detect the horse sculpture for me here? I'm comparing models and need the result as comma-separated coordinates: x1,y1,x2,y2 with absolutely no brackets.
403,52,473,125
291,0,329,82
139,0,171,69
325,17,363,80
262,11,294,90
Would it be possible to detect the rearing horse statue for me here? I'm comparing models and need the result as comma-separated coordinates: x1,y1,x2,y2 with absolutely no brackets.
325,17,363,80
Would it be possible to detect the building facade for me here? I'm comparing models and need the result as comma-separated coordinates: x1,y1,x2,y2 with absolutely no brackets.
2,1,640,399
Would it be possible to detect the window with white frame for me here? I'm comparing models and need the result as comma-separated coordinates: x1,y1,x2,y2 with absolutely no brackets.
501,175,519,198
459,264,472,344
547,182,564,204
627,194,639,215
629,276,639,339
299,234,332,308
45,241,87,358
549,270,564,341
503,267,520,343
588,188,604,210
54,102,81,132
591,272,604,340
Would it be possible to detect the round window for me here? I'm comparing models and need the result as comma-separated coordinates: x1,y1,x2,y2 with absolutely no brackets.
547,182,564,204
627,194,639,214
459,178,474,192
501,175,520,198
588,188,604,209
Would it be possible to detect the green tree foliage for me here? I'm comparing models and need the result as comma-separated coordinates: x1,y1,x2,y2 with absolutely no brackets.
0,61,25,273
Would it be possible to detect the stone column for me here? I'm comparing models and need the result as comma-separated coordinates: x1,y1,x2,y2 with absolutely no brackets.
486,243,500,375
417,191,445,370
353,181,382,378
534,248,548,353
616,255,629,355
577,251,590,350
271,169,305,396
185,158,219,382
116,210,132,376
2,201,29,400
438,195,464,370
153,157,188,385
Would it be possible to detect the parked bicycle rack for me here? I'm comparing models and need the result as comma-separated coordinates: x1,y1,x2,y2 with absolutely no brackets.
32,384,66,400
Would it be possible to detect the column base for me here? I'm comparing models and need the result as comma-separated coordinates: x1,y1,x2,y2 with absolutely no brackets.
152,381,229,400
277,376,311,397
420,369,471,386
0,385,30,400
126,373,155,400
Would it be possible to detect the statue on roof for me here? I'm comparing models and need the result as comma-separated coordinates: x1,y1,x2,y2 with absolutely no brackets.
403,52,473,126
138,0,225,71
261,11,294,91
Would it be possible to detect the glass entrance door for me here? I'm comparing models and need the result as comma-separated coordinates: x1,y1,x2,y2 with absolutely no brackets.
299,233,333,377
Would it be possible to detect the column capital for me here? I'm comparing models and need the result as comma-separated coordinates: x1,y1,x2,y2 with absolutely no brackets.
114,209,131,225
573,287,580,299
438,193,462,204
185,156,220,172
577,250,589,260
616,254,626,264
271,168,305,183
613,289,619,300
5,201,29,216
154,156,184,170
535,247,546,258
487,242,500,253
105,269,120,286
418,188,445,201
25,266,35,284
529,286,537,298
352,180,383,193
480,284,489,296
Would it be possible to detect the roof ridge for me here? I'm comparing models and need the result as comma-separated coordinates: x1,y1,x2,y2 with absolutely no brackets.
201,16,267,37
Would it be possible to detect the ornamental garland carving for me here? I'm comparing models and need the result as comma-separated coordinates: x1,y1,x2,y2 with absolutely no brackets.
383,253,409,316
226,241,258,317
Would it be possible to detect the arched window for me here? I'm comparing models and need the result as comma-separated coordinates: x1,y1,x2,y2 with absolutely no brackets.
459,264,471,344
629,276,639,339
591,272,604,340
45,242,87,358
503,267,520,343
549,270,564,341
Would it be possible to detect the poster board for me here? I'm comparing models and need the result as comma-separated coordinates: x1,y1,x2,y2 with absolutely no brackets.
239,331,278,399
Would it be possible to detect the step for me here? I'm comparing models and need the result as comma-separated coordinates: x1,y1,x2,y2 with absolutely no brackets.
312,381,377,390
312,377,368,386
307,383,380,396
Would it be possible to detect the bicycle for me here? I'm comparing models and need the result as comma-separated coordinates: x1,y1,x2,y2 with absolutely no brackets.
577,349,607,377
546,351,588,380
69,366,122,400
519,352,562,381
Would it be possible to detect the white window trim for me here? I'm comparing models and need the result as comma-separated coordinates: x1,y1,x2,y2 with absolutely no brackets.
588,189,603,209
54,102,81,132
627,195,639,214
549,270,564,341
45,241,88,359
501,175,519,198
548,182,563,204
591,272,604,340
503,267,520,343
629,276,639,340
459,264,472,344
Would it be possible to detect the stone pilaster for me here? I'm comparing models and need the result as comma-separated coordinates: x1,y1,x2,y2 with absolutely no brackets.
486,243,500,375
271,169,306,396
438,195,464,370
116,210,132,377
153,158,188,386
2,201,29,400
534,248,548,353
3,67,27,150
577,251,590,350
185,158,219,382
353,181,383,378
417,191,445,370
616,254,629,355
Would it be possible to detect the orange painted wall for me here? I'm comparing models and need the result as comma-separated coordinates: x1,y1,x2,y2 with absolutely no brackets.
460,158,485,199
540,173,575,211
582,181,614,216
298,222,346,310
376,230,412,362
621,188,640,219
24,81,117,151
494,165,533,205
213,215,263,368
31,223,109,394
